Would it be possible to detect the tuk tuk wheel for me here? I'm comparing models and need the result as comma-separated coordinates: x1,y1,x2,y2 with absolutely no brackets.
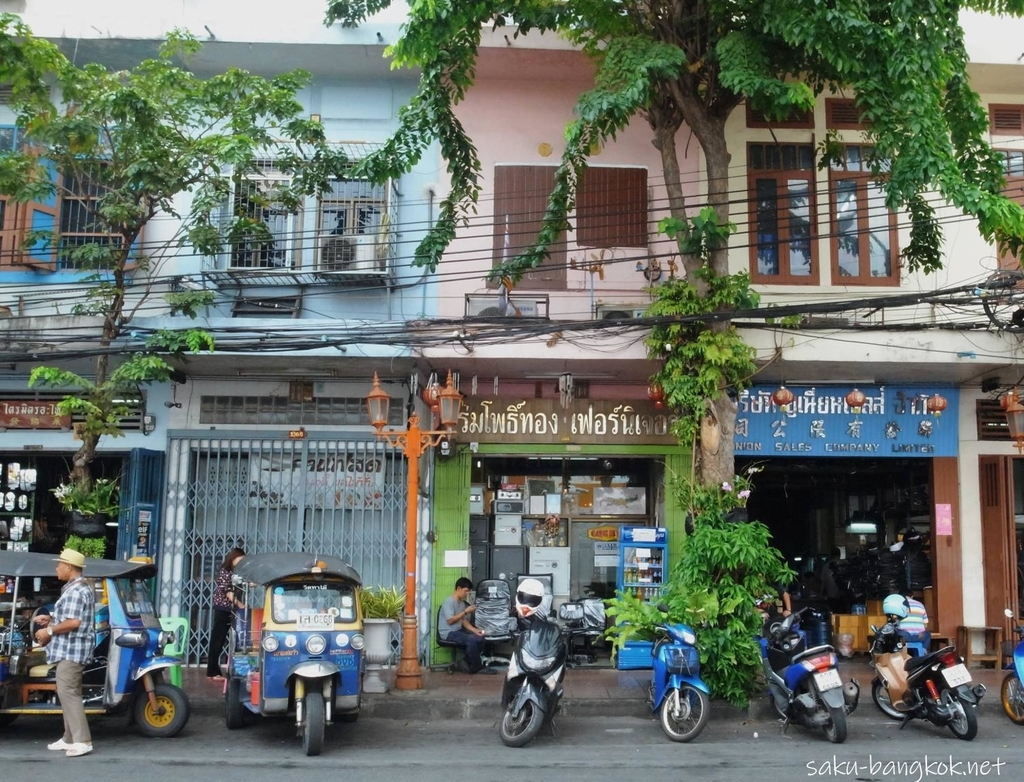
226,677,245,729
302,692,325,756
134,682,190,738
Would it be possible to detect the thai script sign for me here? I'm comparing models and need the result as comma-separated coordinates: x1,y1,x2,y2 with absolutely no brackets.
0,400,70,429
735,385,958,458
458,398,679,445
248,453,386,509
587,525,620,541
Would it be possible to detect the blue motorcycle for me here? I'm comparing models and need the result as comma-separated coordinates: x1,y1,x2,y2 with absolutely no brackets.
1001,608,1024,725
648,604,710,742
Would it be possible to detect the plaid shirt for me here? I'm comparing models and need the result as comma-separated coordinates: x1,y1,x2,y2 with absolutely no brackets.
48,576,95,665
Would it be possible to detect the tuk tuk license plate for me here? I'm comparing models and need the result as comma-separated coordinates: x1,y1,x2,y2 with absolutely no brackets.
814,669,842,692
943,663,971,687
297,613,335,629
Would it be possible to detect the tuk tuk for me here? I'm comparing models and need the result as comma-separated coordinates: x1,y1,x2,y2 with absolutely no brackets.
225,552,363,756
0,551,190,736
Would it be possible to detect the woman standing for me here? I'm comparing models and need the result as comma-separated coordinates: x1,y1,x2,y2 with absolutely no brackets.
206,547,245,680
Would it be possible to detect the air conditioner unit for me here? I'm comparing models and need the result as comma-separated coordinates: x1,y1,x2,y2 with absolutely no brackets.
467,295,539,318
353,234,378,270
320,236,355,271
595,303,647,320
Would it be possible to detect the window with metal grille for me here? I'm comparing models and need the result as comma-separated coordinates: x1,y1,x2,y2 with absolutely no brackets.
829,145,898,285
199,395,405,427
977,399,1012,441
747,143,817,284
57,168,130,271
316,175,391,272
229,161,298,270
990,105,1024,136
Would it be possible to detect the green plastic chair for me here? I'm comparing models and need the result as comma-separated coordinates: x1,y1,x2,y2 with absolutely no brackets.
159,616,190,688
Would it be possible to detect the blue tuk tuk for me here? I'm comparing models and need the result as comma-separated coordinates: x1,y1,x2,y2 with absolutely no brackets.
225,552,363,756
0,551,190,736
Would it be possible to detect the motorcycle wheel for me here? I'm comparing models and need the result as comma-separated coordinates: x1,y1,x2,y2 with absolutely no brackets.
823,704,847,744
225,677,244,730
499,699,545,747
946,695,978,741
302,691,326,757
1000,673,1024,725
870,678,904,721
658,685,709,743
134,682,190,738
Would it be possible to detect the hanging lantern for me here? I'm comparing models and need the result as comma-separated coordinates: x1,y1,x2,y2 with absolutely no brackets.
845,388,867,414
1003,389,1024,453
647,382,665,409
421,380,440,407
926,393,948,417
772,385,795,411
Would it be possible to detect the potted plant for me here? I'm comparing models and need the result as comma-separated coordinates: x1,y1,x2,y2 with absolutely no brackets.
51,476,120,537
63,534,107,560
359,586,404,693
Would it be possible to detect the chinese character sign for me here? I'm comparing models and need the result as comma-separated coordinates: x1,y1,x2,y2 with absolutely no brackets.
734,386,958,458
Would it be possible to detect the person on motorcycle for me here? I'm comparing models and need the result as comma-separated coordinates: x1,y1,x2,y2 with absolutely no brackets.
896,591,931,653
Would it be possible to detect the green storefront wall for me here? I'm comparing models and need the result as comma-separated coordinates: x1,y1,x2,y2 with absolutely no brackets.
428,444,690,665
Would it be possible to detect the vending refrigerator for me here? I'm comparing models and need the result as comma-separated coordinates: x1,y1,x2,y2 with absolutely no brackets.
616,527,668,670
617,527,668,603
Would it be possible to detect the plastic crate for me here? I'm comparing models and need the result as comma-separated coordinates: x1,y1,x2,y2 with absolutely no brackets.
616,640,654,670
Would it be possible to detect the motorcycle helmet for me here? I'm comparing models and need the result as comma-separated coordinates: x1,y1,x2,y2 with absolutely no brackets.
882,593,909,619
515,578,546,619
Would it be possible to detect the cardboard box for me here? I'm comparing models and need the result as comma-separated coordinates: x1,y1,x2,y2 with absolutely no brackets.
866,599,883,615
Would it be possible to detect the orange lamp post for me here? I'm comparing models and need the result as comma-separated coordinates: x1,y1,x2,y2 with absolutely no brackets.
365,371,463,690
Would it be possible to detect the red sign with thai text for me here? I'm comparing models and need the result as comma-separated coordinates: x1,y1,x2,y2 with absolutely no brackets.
0,400,71,429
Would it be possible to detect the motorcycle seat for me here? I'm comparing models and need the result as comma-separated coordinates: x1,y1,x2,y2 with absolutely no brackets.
904,648,948,673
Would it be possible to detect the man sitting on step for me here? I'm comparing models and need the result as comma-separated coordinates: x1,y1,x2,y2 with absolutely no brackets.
438,577,497,675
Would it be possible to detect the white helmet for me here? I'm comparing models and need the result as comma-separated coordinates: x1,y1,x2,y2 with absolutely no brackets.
516,578,547,619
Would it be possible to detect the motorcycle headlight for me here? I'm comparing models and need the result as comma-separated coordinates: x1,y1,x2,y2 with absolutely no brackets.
335,633,350,647
681,630,696,646
306,634,327,655
521,647,556,671
262,635,280,652
350,634,365,650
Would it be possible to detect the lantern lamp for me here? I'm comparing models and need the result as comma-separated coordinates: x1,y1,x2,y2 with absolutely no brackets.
845,388,867,414
926,393,948,417
772,385,795,411
1003,389,1024,453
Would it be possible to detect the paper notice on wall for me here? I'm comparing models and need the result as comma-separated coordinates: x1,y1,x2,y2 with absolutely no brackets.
935,503,952,536
248,453,386,509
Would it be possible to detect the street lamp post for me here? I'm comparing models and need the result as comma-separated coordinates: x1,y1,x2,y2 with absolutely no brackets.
365,371,463,690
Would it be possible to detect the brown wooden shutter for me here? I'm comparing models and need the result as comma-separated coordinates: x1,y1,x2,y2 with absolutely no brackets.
491,165,566,290
746,104,814,129
978,456,1018,635
826,99,867,130
991,105,1024,135
576,167,648,248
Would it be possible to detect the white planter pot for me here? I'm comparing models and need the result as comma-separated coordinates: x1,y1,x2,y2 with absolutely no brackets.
362,618,398,694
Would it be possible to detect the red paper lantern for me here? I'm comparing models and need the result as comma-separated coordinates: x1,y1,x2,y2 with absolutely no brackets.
845,388,866,413
926,394,948,417
647,383,665,403
421,381,440,407
772,386,795,410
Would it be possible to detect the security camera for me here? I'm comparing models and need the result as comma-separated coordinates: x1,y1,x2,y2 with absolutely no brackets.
164,401,182,409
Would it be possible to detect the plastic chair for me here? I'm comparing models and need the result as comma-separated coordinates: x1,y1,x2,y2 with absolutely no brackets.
158,616,190,688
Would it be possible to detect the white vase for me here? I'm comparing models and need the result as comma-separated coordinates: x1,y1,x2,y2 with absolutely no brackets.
362,618,397,694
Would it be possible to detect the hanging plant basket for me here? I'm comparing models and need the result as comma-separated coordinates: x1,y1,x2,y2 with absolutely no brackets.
68,510,108,537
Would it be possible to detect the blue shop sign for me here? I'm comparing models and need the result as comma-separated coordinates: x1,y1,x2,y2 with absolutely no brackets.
735,386,958,458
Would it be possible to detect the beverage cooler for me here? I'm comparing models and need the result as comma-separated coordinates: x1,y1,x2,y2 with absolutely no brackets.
616,527,668,670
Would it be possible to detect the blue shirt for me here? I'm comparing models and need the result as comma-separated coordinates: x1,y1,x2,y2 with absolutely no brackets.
48,576,95,665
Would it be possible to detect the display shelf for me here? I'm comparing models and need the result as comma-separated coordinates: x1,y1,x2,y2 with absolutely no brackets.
0,458,36,550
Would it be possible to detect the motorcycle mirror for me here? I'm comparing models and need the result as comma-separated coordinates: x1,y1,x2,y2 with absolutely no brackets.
656,603,670,613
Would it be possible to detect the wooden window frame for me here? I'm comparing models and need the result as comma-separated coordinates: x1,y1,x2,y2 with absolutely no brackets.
828,145,899,286
575,166,648,249
747,143,819,285
825,98,868,130
57,168,136,272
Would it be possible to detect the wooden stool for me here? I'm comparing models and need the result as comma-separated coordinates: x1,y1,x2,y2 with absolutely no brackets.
957,625,1003,668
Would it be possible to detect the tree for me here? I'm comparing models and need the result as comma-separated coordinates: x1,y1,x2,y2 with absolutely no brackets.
0,17,351,498
326,0,1024,488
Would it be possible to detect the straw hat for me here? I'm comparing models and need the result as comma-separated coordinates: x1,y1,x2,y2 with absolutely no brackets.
55,548,86,569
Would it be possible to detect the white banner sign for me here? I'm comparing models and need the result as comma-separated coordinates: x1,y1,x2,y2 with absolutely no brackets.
248,454,386,509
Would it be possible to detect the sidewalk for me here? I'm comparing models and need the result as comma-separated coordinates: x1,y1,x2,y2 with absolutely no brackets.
181,657,1011,722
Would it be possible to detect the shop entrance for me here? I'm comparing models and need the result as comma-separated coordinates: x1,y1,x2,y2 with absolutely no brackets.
468,456,655,603
979,456,1024,626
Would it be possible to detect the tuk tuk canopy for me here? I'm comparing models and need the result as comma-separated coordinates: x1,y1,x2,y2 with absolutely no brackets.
0,551,157,580
233,553,361,587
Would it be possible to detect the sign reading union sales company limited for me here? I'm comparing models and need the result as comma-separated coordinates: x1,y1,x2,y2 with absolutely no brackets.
0,400,71,429
458,398,680,445
734,385,958,458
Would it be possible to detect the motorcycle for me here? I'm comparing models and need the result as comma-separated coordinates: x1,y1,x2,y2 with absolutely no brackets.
498,580,567,748
1000,607,1024,724
869,615,985,740
761,607,859,743
648,604,710,742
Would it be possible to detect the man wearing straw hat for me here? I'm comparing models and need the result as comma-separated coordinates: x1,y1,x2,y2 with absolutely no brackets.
33,548,96,757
